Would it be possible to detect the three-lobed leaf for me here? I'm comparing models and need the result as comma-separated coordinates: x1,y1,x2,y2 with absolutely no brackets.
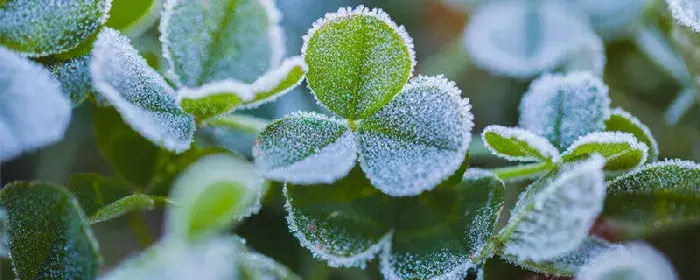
482,125,560,163
604,108,659,163
561,132,648,172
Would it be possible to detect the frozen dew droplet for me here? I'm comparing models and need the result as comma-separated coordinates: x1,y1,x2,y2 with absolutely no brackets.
666,0,700,33
577,242,678,280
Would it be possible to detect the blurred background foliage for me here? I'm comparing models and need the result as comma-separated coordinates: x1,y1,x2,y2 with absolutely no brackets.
2,0,700,279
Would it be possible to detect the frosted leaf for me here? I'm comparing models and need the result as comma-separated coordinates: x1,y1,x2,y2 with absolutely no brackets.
284,168,395,268
67,173,135,217
176,80,255,121
0,0,111,56
380,169,504,280
519,71,610,150
605,108,658,162
564,0,651,40
102,238,238,280
356,76,473,197
106,0,162,37
0,182,100,280
604,160,700,237
561,132,648,172
502,237,620,276
235,239,300,280
48,55,92,107
0,47,71,162
500,155,606,262
253,112,357,185
241,56,308,109
0,209,7,257
166,153,263,241
303,5,416,119
666,0,700,33
482,125,561,163
160,0,284,87
87,195,155,225
91,28,195,153
463,0,603,78
577,242,678,280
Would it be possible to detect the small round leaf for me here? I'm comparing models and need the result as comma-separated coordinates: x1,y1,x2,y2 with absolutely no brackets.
177,80,255,121
482,125,561,163
604,108,658,162
562,132,648,172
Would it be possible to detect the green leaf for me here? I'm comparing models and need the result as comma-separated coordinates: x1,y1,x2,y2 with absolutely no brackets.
242,56,307,109
604,160,700,238
0,182,100,280
91,28,196,153
106,0,162,37
47,55,92,107
519,71,610,150
561,132,648,172
284,167,396,268
87,195,155,225
254,112,357,185
148,146,233,196
166,153,263,241
202,114,269,135
234,237,300,280
0,0,110,56
356,76,472,197
498,155,606,262
161,0,283,86
482,125,560,163
576,242,678,280
0,46,71,162
177,80,254,121
67,173,134,216
604,108,659,163
302,6,415,119
380,169,503,280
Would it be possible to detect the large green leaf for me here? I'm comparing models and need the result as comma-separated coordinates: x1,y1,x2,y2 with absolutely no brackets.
161,0,283,86
302,6,415,119
47,55,92,107
0,0,111,56
499,155,606,262
0,182,100,280
576,242,678,280
519,71,610,150
356,76,472,197
91,28,195,153
106,0,162,37
254,112,356,185
0,46,71,162
482,125,560,163
561,132,648,172
67,173,134,216
604,160,700,238
604,108,659,163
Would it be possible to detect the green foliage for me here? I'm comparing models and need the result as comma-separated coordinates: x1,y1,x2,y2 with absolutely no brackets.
482,125,560,163
106,0,161,37
67,173,134,216
47,55,92,107
235,237,301,280
561,132,648,172
0,182,100,280
179,86,247,121
604,108,659,162
87,195,155,225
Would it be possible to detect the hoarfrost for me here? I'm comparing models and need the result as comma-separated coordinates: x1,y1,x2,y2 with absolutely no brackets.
380,245,475,280
562,132,648,171
607,159,700,195
0,47,71,162
254,112,357,185
356,76,473,197
666,0,700,33
177,80,255,103
482,125,561,162
519,71,610,150
48,55,92,107
577,242,678,280
91,28,195,153
605,108,659,162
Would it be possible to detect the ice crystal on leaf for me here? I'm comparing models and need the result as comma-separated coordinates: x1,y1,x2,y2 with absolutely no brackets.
0,47,71,162
562,132,648,172
519,71,610,150
0,0,111,56
48,55,92,107
357,76,473,197
91,28,196,153
500,155,606,262
666,0,700,33
302,5,415,120
604,108,659,162
577,243,678,280
482,125,561,163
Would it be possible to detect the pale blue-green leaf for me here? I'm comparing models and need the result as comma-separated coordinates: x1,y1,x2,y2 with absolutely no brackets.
254,112,356,185
577,243,678,280
0,0,111,56
0,47,71,162
48,55,92,107
91,28,195,153
357,76,473,197
519,71,610,150
0,209,7,257
160,0,283,87
666,0,700,33
482,125,560,162
566,0,650,40
87,195,155,224
561,132,648,172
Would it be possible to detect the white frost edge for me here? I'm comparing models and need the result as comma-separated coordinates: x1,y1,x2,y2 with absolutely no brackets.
176,79,256,104
379,239,476,280
301,5,417,77
91,28,193,153
122,0,164,38
666,0,700,33
607,158,700,192
563,131,649,170
607,107,659,161
160,0,183,87
482,125,561,163
577,242,678,280
239,56,308,110
282,186,393,269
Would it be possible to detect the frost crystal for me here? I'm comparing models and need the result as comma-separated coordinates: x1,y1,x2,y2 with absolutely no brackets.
502,155,606,261
463,0,603,78
0,47,71,162
48,55,92,107
607,159,700,195
254,112,357,185
91,28,195,153
666,0,700,33
161,0,284,87
577,243,678,280
562,132,648,171
357,76,473,197
0,0,112,56
519,71,610,150
482,125,561,162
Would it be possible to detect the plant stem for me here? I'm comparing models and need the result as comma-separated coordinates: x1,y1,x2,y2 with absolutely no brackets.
127,212,155,249
490,161,553,182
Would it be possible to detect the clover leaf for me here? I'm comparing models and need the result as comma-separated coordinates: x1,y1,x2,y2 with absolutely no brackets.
482,125,561,163
562,132,648,172
605,108,659,162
